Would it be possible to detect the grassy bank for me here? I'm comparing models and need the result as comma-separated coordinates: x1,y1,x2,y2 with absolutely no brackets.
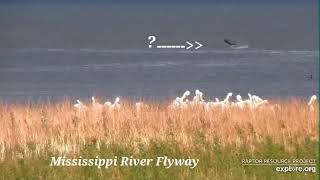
0,99,317,179
0,138,317,179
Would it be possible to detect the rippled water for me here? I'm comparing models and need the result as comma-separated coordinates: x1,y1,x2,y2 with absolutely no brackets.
0,48,317,102
0,5,317,102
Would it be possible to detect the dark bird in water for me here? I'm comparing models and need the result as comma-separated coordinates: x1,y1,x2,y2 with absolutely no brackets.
305,74,313,80
224,38,237,46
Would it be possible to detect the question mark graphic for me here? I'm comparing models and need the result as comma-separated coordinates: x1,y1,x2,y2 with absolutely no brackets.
148,36,156,48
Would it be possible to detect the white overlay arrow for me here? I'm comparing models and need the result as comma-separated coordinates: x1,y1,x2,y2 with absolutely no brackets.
186,41,194,50
195,41,203,49
155,41,203,50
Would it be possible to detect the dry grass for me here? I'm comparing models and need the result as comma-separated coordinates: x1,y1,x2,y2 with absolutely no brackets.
0,99,317,158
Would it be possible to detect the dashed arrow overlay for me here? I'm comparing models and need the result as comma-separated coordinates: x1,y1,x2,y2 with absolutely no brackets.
155,41,203,50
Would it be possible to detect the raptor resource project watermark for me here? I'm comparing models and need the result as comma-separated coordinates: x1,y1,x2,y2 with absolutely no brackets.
241,158,317,173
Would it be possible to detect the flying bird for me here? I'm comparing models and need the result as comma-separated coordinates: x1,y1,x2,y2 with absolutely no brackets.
224,38,249,49
224,38,237,46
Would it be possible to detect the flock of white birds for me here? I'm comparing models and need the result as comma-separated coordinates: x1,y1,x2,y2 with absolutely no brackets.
74,96,121,111
169,90,268,110
74,90,317,111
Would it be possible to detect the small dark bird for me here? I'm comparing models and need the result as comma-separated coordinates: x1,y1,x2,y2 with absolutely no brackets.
305,74,313,80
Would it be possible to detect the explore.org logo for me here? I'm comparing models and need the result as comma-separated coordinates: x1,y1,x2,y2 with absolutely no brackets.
241,158,317,173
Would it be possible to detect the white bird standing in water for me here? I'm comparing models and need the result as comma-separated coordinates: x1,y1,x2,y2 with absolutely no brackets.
248,93,253,101
235,94,246,109
224,92,233,102
104,101,112,107
92,96,103,109
220,92,233,107
181,90,191,102
91,96,96,104
74,100,86,111
193,89,204,103
308,95,317,111
236,95,242,102
135,102,143,109
103,97,120,109
248,95,268,109
111,97,121,109
205,97,222,110
171,90,190,108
